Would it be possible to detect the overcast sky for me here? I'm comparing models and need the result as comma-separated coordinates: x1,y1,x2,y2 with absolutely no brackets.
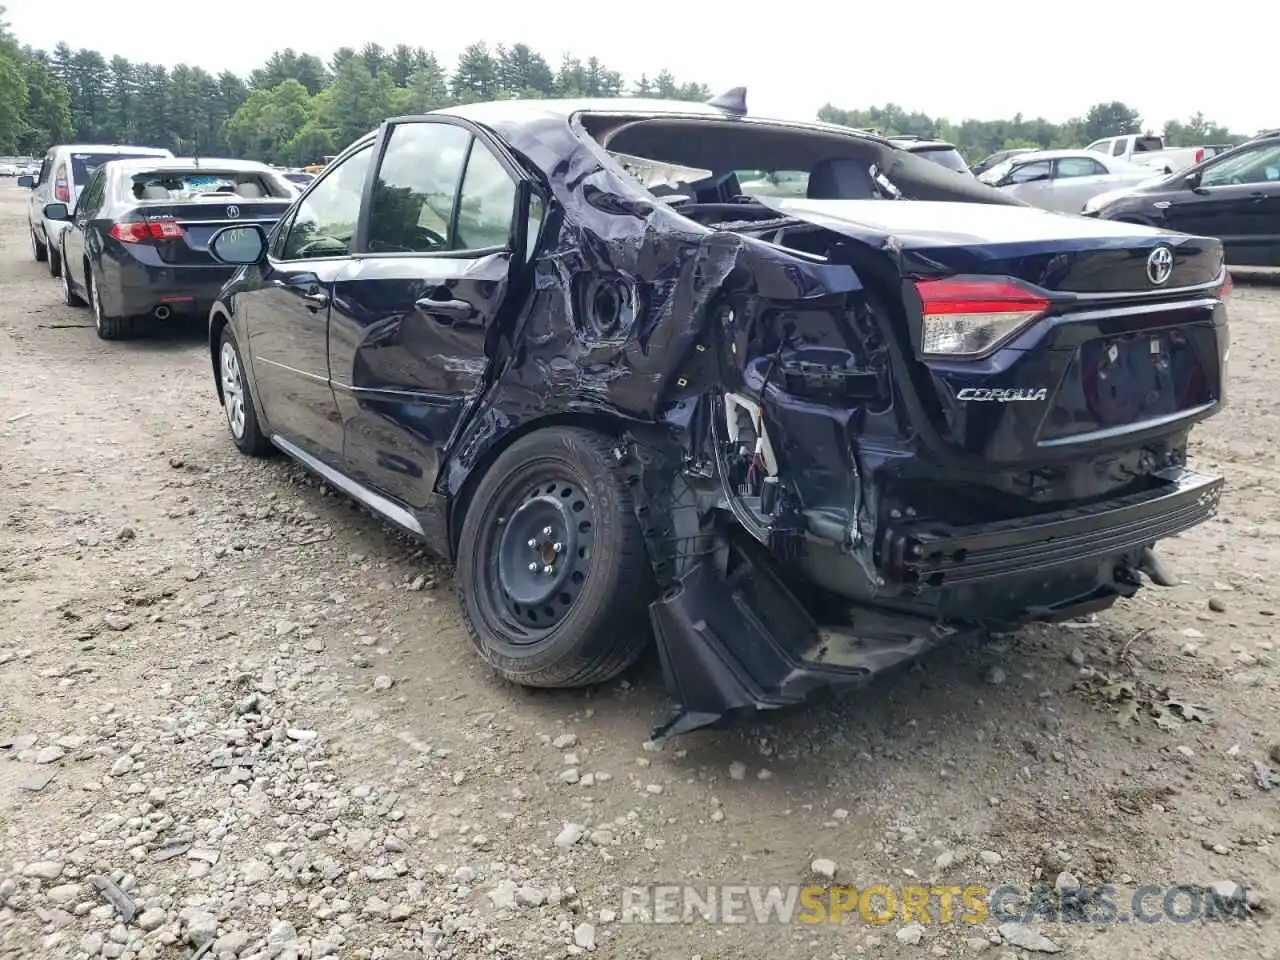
4,0,1272,133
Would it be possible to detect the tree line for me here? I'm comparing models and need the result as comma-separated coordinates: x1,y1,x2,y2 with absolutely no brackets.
818,101,1252,162
0,7,1257,169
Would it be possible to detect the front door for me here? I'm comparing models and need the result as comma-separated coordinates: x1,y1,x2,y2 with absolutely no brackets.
328,118,523,509
243,143,375,462
1163,139,1280,266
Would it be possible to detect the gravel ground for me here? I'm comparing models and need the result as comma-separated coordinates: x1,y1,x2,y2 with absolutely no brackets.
0,184,1276,960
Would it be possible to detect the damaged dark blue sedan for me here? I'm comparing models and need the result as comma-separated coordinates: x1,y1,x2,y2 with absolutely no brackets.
206,91,1228,736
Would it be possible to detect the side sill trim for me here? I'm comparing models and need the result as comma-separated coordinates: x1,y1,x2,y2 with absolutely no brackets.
270,434,424,536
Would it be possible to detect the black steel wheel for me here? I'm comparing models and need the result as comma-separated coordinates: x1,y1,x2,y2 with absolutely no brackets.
457,427,652,687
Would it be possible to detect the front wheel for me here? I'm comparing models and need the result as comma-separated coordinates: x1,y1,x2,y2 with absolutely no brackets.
48,239,61,277
30,226,47,263
218,325,271,456
457,427,653,688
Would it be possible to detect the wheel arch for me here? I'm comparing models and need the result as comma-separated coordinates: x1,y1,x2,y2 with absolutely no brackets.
445,410,634,561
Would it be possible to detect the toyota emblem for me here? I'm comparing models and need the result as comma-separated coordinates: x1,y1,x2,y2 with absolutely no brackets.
226,205,240,219
1146,246,1174,286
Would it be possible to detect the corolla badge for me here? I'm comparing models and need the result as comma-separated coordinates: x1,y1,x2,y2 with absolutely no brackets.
1146,245,1174,285
956,388,1048,401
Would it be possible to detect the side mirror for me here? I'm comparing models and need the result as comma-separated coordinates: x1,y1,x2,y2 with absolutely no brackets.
42,202,71,221
208,224,267,265
1184,170,1203,190
17,175,34,188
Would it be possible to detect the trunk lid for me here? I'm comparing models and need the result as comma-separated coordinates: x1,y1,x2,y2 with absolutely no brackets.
758,198,1224,292
126,197,291,264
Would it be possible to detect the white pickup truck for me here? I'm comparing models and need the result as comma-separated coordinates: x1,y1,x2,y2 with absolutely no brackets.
1085,134,1207,174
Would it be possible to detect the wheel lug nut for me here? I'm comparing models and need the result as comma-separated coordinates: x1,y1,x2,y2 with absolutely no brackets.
542,526,553,536
542,565,553,575
527,538,537,548
553,542,562,552
527,562,537,572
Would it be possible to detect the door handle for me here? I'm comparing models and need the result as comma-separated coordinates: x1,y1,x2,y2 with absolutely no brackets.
414,294,473,324
291,287,329,311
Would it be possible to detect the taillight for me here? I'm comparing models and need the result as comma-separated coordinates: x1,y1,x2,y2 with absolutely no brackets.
1220,271,1233,299
915,277,1051,358
54,180,69,203
1194,147,1205,163
109,220,185,243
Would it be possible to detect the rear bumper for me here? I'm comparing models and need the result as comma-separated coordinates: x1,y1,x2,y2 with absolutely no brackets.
108,260,234,318
879,466,1223,587
648,467,1222,738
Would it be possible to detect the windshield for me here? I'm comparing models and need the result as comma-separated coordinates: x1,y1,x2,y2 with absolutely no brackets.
912,147,969,174
978,159,1015,184
71,153,164,186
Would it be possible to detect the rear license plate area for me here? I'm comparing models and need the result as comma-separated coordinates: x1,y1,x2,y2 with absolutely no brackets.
1038,326,1215,442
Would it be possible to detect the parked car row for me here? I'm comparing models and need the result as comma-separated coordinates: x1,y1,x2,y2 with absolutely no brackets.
17,146,296,338
16,92,1232,737
0,157,39,177
972,131,1280,266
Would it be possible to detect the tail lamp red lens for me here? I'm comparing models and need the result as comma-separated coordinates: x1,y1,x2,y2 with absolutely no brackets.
914,277,1051,357
110,220,185,243
54,180,70,203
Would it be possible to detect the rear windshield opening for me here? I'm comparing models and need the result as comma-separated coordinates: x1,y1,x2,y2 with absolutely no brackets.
1133,137,1164,154
71,153,164,185
129,171,286,201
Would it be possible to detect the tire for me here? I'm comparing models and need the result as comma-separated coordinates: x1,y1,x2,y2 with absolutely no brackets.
457,427,653,688
31,226,47,262
48,240,61,277
59,246,85,307
218,325,271,456
88,271,142,340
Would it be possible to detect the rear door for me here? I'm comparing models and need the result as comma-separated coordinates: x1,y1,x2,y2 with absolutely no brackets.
63,168,107,291
1048,155,1111,213
241,143,376,461
327,117,526,509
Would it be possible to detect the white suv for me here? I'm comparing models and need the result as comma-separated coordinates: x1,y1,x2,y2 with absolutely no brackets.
20,144,173,277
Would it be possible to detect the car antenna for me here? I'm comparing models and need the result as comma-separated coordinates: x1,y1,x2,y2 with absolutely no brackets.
707,86,747,118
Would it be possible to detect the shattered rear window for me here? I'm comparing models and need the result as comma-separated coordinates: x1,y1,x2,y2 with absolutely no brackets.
128,171,280,200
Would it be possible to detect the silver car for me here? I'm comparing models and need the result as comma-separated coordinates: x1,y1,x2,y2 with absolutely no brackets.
978,149,1161,214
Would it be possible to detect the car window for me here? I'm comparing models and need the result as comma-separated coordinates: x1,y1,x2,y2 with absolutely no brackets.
736,169,810,198
1200,143,1280,188
1054,157,1107,179
78,170,106,217
454,142,517,251
1112,140,1127,157
913,147,969,173
69,153,162,187
1009,160,1052,184
1085,140,1107,154
367,121,471,254
279,144,374,260
35,156,50,186
126,170,286,201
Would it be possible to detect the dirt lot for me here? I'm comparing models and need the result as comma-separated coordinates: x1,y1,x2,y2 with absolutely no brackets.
0,184,1275,960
